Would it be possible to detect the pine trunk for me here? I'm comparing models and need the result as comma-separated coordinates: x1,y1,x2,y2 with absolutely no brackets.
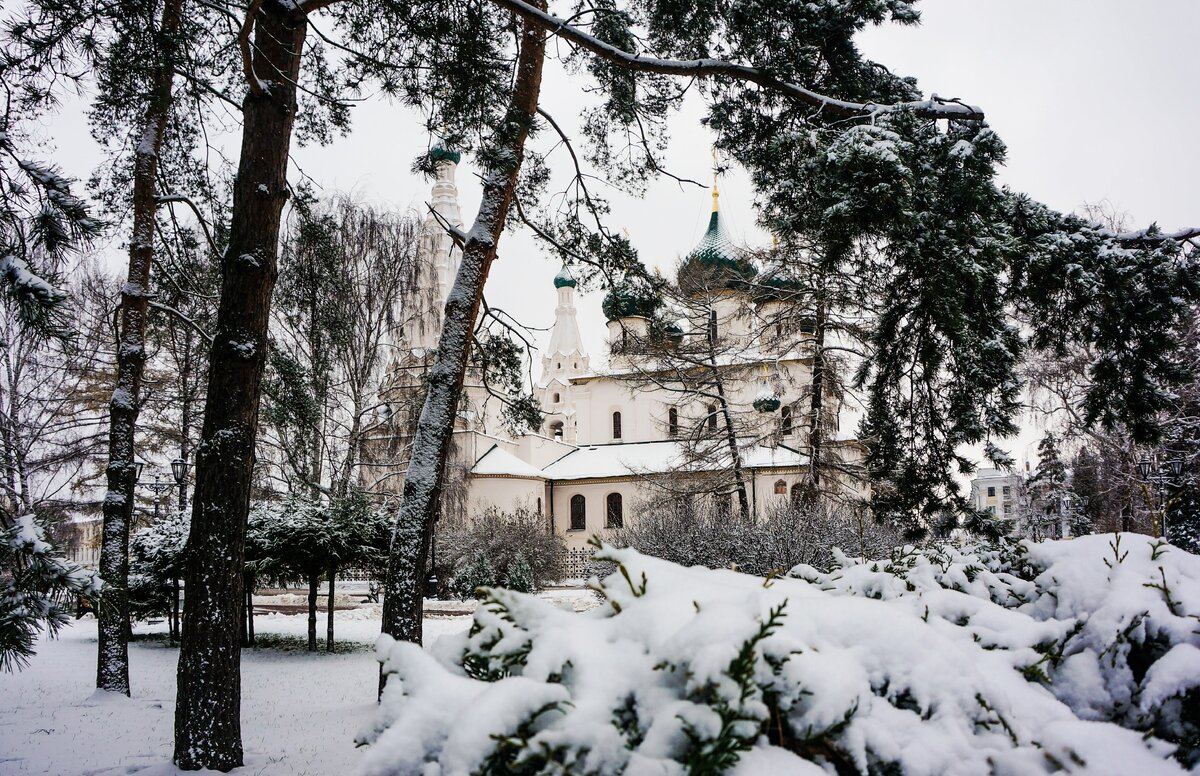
173,2,307,769
326,568,335,651
96,0,183,697
808,299,827,491
379,4,547,657
246,572,256,646
307,573,318,652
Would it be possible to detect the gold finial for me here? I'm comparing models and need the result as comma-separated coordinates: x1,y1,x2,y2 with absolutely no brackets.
772,233,779,249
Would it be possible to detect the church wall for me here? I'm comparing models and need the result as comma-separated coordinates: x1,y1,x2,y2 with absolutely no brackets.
467,475,546,517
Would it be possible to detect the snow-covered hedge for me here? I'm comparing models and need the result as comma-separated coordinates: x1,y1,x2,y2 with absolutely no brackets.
358,535,1197,775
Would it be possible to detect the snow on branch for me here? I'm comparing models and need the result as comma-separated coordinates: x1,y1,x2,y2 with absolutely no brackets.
1112,225,1200,246
489,0,985,121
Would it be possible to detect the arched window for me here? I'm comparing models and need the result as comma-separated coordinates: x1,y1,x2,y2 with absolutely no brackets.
781,405,793,435
552,392,560,403
708,309,718,343
707,404,718,432
570,495,586,530
557,362,562,369
668,407,679,437
774,479,787,495
550,421,564,439
536,497,542,514
606,493,623,528
612,411,623,440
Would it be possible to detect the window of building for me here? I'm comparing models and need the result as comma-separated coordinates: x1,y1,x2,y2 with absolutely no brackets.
606,493,623,528
612,411,623,440
1002,485,1011,496
707,405,717,432
987,486,996,497
550,421,564,439
781,405,793,436
708,309,718,343
569,495,586,530
536,497,542,514
552,392,560,403
668,407,679,437
774,479,787,495
557,362,561,369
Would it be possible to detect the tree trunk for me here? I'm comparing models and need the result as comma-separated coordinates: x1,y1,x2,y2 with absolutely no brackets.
307,573,318,652
171,576,180,642
379,3,547,659
246,573,255,646
97,0,183,697
808,298,828,492
173,2,308,769
326,567,335,651
178,331,192,514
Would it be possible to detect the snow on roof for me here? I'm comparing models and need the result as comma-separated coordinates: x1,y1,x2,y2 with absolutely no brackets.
541,440,808,481
471,445,547,479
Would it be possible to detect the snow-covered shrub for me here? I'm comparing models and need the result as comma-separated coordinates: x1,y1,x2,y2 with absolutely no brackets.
609,500,905,574
505,552,535,593
449,553,496,601
788,533,1200,767
437,507,564,595
360,539,1190,775
128,510,188,622
1,514,101,670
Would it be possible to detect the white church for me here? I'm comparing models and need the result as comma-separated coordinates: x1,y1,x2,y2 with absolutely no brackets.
365,145,867,575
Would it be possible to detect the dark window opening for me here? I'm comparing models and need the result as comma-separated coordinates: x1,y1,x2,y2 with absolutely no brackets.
550,421,564,439
552,392,560,403
781,405,793,435
668,407,679,437
612,411,623,439
606,493,623,528
707,405,718,432
570,495,586,530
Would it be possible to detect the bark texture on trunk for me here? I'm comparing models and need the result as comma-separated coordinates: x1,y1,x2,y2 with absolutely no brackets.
808,299,827,491
96,0,183,697
326,569,335,651
379,4,547,655
307,574,318,652
173,2,306,769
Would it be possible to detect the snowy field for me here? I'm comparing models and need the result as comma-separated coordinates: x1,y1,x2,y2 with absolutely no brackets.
0,588,598,775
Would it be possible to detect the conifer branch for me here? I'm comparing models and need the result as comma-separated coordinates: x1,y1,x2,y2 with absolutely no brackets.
489,0,986,121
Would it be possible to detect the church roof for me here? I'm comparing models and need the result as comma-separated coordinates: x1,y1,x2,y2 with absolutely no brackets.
540,440,808,481
678,185,757,291
429,142,461,165
471,445,547,479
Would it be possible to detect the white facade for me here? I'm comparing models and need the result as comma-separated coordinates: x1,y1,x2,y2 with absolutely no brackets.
368,149,867,576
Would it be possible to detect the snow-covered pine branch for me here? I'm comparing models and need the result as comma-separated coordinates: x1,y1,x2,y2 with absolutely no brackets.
489,0,985,121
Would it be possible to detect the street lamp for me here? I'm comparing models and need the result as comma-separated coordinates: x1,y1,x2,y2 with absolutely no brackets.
1136,454,1185,542
145,474,174,522
171,457,190,512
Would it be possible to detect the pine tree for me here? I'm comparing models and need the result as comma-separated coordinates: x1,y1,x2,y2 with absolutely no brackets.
451,554,497,600
505,552,535,594
1027,433,1072,539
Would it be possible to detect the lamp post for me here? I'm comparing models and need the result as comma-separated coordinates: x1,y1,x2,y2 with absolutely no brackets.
1137,455,1185,541
171,457,189,512
145,474,173,522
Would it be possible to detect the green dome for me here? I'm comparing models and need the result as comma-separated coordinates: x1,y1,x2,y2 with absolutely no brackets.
430,142,461,165
678,197,757,293
553,265,577,288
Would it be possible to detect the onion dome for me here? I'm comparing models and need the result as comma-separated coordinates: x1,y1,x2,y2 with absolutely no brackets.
553,264,577,289
429,142,462,165
678,184,758,293
602,274,663,321
753,271,804,303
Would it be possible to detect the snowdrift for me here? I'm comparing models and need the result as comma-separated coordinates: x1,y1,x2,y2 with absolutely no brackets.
359,534,1199,775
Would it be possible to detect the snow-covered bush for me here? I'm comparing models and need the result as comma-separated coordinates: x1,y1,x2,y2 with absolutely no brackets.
1,514,101,670
359,536,1194,775
505,552,534,594
788,533,1200,767
608,500,905,575
448,553,496,601
128,510,188,624
437,507,565,596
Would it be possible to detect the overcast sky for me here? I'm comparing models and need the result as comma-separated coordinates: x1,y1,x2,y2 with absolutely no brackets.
45,0,1200,467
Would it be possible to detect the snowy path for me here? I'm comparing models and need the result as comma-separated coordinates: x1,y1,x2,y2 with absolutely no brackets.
0,614,473,775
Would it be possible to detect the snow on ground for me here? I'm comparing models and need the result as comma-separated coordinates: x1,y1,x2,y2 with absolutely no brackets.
0,591,586,775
